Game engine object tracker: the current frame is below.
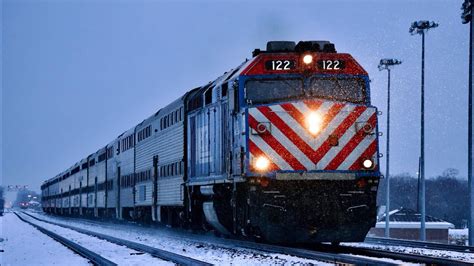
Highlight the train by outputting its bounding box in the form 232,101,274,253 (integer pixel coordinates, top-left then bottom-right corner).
41,40,381,244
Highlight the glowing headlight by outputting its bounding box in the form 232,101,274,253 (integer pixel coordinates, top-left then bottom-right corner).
303,54,313,65
254,156,270,171
362,158,374,169
306,111,323,135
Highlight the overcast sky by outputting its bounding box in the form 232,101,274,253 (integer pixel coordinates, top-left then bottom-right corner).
2,0,469,191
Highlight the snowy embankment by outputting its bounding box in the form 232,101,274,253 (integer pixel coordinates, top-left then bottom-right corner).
450,228,469,245
0,212,89,266
23,211,330,265
344,241,474,263
18,212,169,265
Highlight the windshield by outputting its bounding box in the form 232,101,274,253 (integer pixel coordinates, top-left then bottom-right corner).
245,77,366,104
245,79,303,104
307,77,366,103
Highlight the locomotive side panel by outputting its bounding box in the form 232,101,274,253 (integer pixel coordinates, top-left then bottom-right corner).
187,86,229,183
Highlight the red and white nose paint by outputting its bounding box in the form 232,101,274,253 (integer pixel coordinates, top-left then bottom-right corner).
248,99,378,172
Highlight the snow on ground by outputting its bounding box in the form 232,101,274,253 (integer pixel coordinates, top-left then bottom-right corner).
18,213,170,266
0,212,89,266
28,211,331,265
450,228,469,245
344,242,474,263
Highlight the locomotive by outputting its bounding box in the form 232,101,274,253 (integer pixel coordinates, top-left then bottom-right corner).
41,41,381,244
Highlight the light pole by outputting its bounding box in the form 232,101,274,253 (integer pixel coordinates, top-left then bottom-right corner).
378,58,402,238
409,20,438,241
462,0,474,246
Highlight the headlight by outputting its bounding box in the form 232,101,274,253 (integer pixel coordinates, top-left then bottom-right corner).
254,156,270,171
306,111,323,135
362,158,374,169
303,54,313,65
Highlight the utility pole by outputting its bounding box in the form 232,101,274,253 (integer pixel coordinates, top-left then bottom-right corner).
378,58,402,238
409,20,438,241
462,0,474,246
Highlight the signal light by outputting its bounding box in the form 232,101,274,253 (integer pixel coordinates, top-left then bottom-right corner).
362,158,374,169
306,111,323,135
356,178,367,189
259,177,270,187
254,156,270,171
303,54,313,65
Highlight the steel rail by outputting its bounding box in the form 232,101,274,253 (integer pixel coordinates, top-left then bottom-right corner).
21,211,211,266
314,243,473,266
365,236,474,253
217,238,396,265
14,212,117,266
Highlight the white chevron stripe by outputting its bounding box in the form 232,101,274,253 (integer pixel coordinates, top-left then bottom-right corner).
250,132,292,170
338,137,376,170
309,103,357,151
268,104,315,143
270,101,355,150
250,108,314,169
317,107,374,169
292,100,333,121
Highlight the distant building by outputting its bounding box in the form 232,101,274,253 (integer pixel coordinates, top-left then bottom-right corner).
368,208,454,243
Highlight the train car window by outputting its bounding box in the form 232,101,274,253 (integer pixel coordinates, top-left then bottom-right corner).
307,77,366,103
98,152,106,162
246,79,303,104
222,82,228,97
180,107,183,121
205,87,213,105
107,147,114,159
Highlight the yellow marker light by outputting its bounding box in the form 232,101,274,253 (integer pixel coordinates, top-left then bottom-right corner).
303,54,313,65
362,158,374,169
306,111,323,135
254,156,270,171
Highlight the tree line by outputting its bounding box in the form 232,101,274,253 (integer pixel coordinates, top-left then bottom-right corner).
377,168,468,228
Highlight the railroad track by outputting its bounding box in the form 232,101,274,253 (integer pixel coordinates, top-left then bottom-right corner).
227,238,472,265
20,211,211,266
25,211,472,265
220,238,397,265
14,212,116,266
311,243,473,266
24,212,393,265
365,236,474,253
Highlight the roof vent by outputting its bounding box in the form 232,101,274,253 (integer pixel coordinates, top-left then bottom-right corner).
295,41,336,53
266,41,296,52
